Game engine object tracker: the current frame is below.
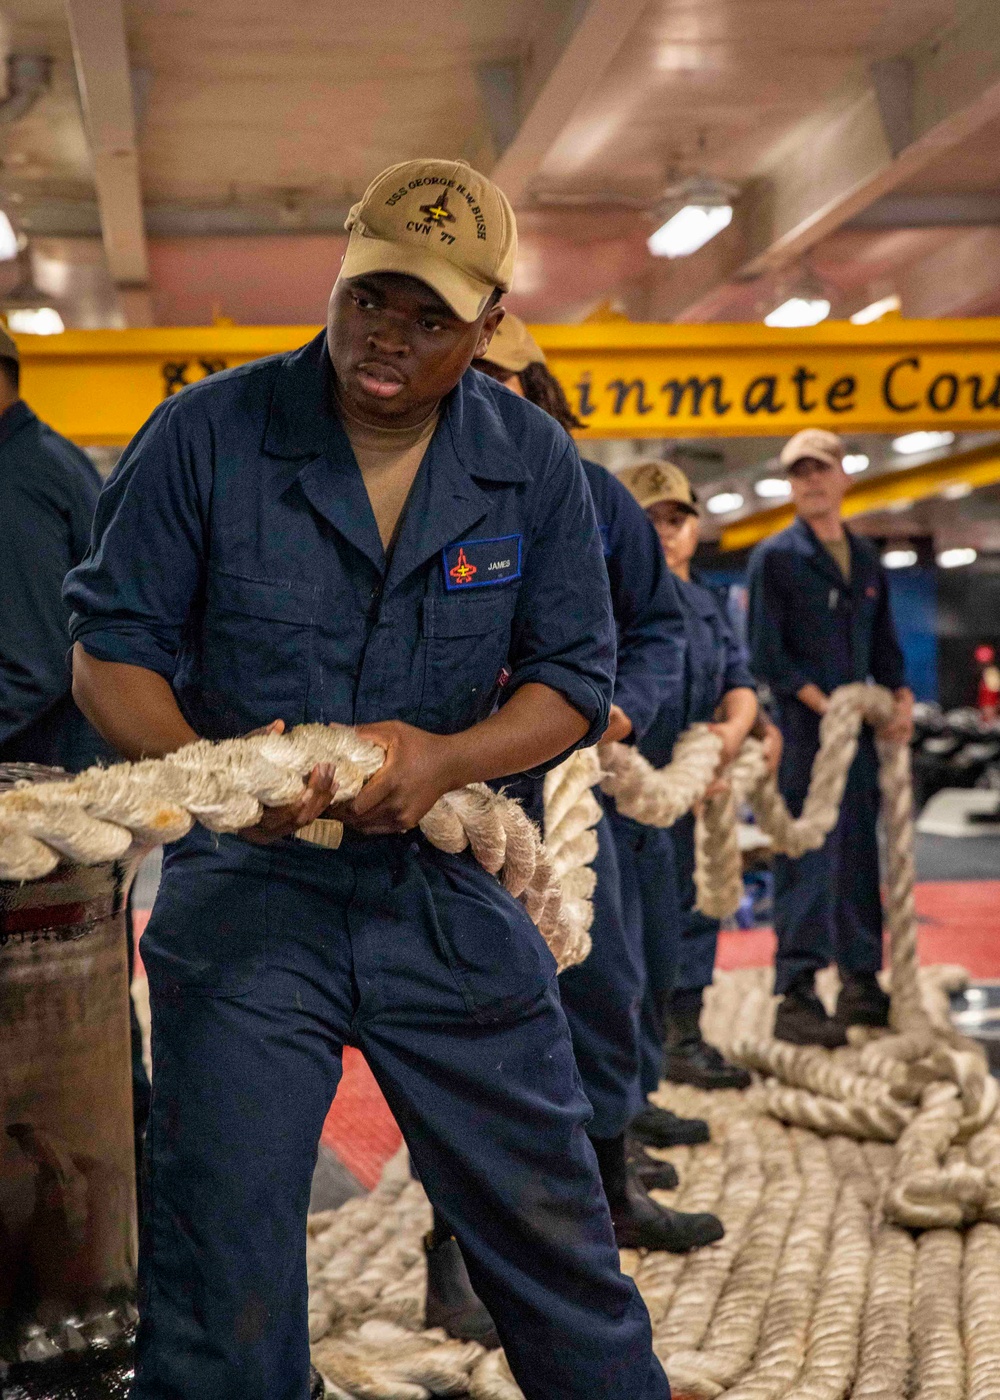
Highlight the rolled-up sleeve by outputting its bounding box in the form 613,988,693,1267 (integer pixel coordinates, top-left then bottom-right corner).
719,607,756,696
747,545,809,699
64,397,209,680
601,477,685,742
507,443,615,758
871,566,907,691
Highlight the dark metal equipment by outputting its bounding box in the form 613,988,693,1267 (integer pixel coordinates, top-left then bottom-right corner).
1,765,139,1395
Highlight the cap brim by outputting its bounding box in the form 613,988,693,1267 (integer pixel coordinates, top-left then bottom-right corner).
782,451,842,473
480,341,528,374
645,493,699,515
340,232,496,323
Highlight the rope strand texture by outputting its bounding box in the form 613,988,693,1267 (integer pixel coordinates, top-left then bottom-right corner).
0,724,601,972
601,682,898,922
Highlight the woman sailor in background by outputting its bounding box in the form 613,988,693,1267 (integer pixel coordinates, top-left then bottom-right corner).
618,461,779,1092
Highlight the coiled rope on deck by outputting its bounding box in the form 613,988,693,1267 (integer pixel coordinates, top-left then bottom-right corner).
297,684,1000,1398
0,724,602,972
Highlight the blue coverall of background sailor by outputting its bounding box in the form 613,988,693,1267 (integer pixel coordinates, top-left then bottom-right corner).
0,399,112,773
64,332,670,1400
505,456,685,1139
746,516,906,996
629,575,755,1097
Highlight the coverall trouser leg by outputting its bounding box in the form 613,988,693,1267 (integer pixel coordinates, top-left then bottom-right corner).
773,729,883,996
606,809,681,1100
134,830,668,1400
669,813,720,995
558,811,645,1138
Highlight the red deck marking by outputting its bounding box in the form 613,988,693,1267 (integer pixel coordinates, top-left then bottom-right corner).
320,1049,403,1188
129,880,1000,1191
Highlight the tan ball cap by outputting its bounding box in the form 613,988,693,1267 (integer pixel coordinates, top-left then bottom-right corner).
340,158,517,323
480,311,545,374
779,428,845,473
617,460,698,515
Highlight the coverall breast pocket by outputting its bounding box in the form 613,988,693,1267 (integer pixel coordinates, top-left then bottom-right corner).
424,847,557,1023
203,569,318,732
417,590,518,732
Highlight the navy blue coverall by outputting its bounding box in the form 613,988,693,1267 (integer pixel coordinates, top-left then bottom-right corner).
0,399,111,772
747,517,906,996
507,457,685,1140
626,576,755,1097
64,334,669,1400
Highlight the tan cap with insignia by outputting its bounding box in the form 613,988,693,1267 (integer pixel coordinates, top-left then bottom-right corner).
617,460,698,515
479,311,545,374
340,158,517,323
779,428,844,473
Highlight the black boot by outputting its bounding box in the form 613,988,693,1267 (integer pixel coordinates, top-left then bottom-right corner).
424,1214,500,1349
310,1365,326,1399
591,1133,723,1252
774,973,847,1048
664,990,751,1091
835,971,890,1028
626,1135,679,1191
630,1102,709,1148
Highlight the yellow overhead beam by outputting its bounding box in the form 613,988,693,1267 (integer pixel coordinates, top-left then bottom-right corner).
719,440,1000,552
12,317,1000,446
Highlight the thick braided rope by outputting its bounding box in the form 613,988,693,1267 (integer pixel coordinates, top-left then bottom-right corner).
301,992,1000,1400
0,723,600,972
601,681,1000,1231
601,683,899,923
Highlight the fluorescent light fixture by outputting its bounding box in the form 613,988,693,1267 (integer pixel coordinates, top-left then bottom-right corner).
6,306,64,335
648,203,732,258
941,481,973,500
0,211,18,262
938,547,977,569
754,477,792,499
842,453,869,474
850,293,900,325
891,430,955,455
882,547,917,569
764,297,831,328
706,491,744,515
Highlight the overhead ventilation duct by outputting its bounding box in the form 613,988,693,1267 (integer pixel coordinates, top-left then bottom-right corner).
0,54,52,125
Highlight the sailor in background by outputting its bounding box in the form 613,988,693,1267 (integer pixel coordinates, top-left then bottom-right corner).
0,326,149,1196
474,316,724,1244
747,429,913,1047
618,461,772,1091
0,326,110,772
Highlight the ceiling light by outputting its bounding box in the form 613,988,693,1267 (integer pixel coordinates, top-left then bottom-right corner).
648,204,732,258
754,477,792,499
0,211,18,262
764,296,831,328
647,176,736,259
882,547,917,569
6,306,64,335
891,430,955,455
941,482,973,500
706,491,744,514
850,293,901,325
842,453,869,474
938,547,977,569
